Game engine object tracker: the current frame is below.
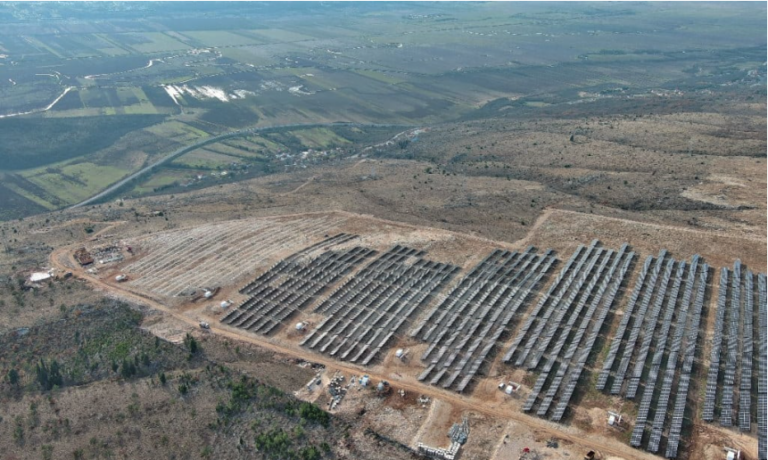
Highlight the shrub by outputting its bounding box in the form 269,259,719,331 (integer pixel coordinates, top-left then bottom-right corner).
299,402,330,427
300,446,321,460
7,368,19,386
184,333,199,354
254,428,291,457
36,359,63,391
120,359,137,379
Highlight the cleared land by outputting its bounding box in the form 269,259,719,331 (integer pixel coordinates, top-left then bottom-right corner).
48,208,766,460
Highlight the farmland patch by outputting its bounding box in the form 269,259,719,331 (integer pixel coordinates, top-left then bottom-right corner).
0,115,166,170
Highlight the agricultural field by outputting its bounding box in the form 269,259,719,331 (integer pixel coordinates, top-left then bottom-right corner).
0,2,765,219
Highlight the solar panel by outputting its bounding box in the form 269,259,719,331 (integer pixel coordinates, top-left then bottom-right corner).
612,252,667,394
626,258,677,399
721,261,742,426
507,246,587,355
648,258,699,452
703,267,729,421
597,254,652,390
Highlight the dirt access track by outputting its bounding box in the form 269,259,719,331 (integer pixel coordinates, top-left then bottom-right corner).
49,209,765,460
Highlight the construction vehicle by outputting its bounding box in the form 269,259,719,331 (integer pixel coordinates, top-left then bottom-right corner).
724,447,741,460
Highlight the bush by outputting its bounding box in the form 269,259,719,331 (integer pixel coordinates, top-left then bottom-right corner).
184,333,199,354
13,416,24,445
120,358,137,379
7,368,19,386
254,428,291,457
36,359,63,391
300,446,321,460
299,402,330,427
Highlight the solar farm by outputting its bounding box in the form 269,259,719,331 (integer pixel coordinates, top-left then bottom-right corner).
94,211,767,459
596,251,710,457
702,263,767,459
413,246,556,392
303,245,459,365
505,240,635,421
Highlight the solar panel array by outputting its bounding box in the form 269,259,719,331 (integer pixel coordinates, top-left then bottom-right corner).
665,263,707,458
609,250,672,396
503,240,635,421
596,251,710,457
702,267,729,421
300,245,459,365
700,262,766,460
222,234,376,335
647,257,700,453
411,246,555,392
740,271,754,432
720,261,742,427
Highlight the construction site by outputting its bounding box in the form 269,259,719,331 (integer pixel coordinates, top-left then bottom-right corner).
54,209,767,460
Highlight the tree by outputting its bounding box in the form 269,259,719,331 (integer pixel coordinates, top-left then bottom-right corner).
184,333,199,354
7,369,19,386
299,402,330,427
120,359,137,379
36,359,63,391
159,372,167,386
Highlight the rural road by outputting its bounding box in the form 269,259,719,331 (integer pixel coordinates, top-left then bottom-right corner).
69,122,415,209
50,237,662,460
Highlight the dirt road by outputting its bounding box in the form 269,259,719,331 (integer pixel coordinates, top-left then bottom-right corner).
50,244,663,460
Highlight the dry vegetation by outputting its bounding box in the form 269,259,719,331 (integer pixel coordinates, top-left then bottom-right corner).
0,88,764,460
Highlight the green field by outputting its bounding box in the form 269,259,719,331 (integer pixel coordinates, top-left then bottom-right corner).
0,115,166,170
22,162,130,207
0,2,763,218
171,149,242,169
132,170,189,194
292,128,352,149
